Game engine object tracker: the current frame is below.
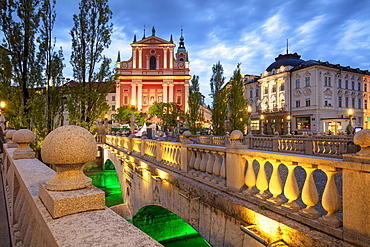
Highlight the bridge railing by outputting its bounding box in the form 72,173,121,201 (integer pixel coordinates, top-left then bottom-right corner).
105,132,370,246
179,133,355,158
0,129,161,247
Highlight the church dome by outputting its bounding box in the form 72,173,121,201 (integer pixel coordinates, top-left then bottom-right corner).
266,53,304,72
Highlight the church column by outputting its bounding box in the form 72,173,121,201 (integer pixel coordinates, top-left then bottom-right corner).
163,84,168,103
138,48,142,69
131,84,137,107
169,84,174,103
116,82,121,109
184,84,189,112
169,49,173,69
137,84,142,110
133,48,137,69
163,48,167,69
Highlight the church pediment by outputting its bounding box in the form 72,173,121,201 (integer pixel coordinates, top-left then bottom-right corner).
136,36,173,45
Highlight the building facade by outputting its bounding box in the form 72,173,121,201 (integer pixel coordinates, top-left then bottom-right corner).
115,27,191,114
246,52,370,135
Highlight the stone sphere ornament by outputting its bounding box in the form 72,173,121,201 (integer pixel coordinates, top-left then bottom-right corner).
354,129,370,156
41,125,97,191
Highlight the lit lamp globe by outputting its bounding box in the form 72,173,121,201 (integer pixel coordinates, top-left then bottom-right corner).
41,125,97,191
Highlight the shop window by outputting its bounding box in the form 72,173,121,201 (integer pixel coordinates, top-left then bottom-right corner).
251,120,259,130
297,117,311,130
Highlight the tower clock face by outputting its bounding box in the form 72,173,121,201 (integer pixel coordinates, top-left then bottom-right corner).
179,63,184,69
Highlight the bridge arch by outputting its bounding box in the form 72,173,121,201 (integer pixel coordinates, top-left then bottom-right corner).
130,205,210,246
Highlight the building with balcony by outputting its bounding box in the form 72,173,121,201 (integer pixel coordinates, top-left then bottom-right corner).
246,52,370,135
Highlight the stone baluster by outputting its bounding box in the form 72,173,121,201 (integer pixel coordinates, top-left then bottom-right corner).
219,152,226,186
199,150,207,175
255,158,269,199
243,156,256,195
188,148,195,172
267,159,283,205
13,129,36,159
319,165,342,227
282,162,301,212
205,150,213,179
211,151,221,183
193,149,202,174
299,163,320,219
5,130,18,148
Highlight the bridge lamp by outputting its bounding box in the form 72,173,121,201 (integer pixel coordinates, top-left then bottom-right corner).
287,115,292,136
348,108,354,135
247,106,253,136
260,114,265,135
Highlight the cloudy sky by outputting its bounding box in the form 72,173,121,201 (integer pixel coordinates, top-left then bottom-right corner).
54,0,370,105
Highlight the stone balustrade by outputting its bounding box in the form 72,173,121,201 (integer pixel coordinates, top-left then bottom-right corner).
1,127,162,247
176,133,355,158
105,130,370,246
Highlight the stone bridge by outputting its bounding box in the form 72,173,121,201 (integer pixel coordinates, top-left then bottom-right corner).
103,132,370,247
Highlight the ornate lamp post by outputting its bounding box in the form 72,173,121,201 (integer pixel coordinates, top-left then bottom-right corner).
260,114,265,135
287,115,292,136
0,101,6,131
247,106,253,136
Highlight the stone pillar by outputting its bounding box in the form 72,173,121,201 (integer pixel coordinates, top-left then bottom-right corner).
169,49,173,69
163,48,167,69
137,84,142,111
133,48,137,69
39,125,105,218
131,84,136,106
5,130,18,148
184,84,189,112
169,84,174,103
225,150,244,192
138,48,142,69
116,83,121,110
13,129,35,159
163,84,168,103
180,144,189,172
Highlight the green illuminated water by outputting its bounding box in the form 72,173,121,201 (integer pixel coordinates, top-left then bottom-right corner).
130,205,211,247
84,160,123,207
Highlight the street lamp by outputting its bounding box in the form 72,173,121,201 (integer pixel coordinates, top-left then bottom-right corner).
247,106,253,136
260,114,265,135
0,101,5,131
287,115,292,136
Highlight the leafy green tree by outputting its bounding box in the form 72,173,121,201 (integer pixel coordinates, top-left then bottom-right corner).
186,75,204,134
229,64,247,132
148,102,184,129
68,0,115,132
210,61,227,135
0,0,40,128
113,106,147,125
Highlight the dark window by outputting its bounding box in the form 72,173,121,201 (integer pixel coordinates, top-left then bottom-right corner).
325,77,331,86
295,100,300,107
338,79,342,88
296,79,300,89
112,95,115,101
365,84,367,92
352,98,355,108
365,100,368,109
345,80,348,89
177,96,181,104
345,97,349,107
280,83,285,91
264,87,268,94
338,97,342,107
352,81,355,90
150,56,156,70
272,85,276,93
358,98,362,109
112,105,115,111
306,100,310,106
256,88,259,97
124,96,128,105
358,82,361,91
305,77,310,87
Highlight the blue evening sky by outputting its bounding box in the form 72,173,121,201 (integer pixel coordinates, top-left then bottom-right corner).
54,0,370,105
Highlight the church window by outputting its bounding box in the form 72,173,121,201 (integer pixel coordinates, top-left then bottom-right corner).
177,96,182,104
150,56,156,70
143,96,148,105
179,58,184,61
150,96,155,104
124,96,128,105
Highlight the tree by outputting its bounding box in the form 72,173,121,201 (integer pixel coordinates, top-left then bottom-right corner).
0,0,40,129
148,102,184,129
68,0,115,132
113,106,147,126
229,64,247,132
186,75,203,134
210,61,227,135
